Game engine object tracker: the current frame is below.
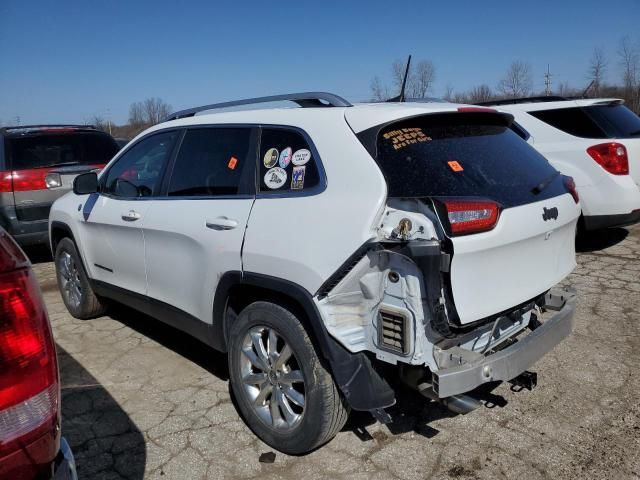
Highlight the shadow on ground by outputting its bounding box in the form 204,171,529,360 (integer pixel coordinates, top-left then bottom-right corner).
22,244,53,264
576,227,629,252
57,344,146,479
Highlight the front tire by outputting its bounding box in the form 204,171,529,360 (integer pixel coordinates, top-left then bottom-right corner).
228,301,349,454
54,237,106,319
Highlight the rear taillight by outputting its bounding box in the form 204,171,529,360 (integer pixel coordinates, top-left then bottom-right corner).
586,142,629,175
442,199,500,236
0,169,51,192
564,176,579,204
0,253,59,473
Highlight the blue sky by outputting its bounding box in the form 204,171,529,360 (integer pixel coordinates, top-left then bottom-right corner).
1,0,639,125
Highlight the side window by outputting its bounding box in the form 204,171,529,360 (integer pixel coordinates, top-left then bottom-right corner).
102,131,178,198
528,108,606,138
167,128,253,197
259,128,321,193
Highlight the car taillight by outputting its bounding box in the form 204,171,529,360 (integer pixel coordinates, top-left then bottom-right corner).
442,199,500,236
0,258,59,476
457,106,497,113
586,142,629,175
564,176,579,204
0,169,51,192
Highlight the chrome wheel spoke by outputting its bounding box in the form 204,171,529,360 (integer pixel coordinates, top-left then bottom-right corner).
273,344,292,371
279,370,303,385
276,387,298,426
269,386,283,426
251,331,270,368
267,328,278,364
254,382,271,406
243,373,267,385
242,347,268,372
282,385,305,408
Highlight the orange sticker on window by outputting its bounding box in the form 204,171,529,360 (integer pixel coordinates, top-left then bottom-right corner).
448,160,464,172
228,156,238,170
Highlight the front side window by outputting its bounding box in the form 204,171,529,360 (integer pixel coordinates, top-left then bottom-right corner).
168,128,253,197
259,128,321,193
102,130,178,198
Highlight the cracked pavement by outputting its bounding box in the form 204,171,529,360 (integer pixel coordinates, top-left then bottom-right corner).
30,225,640,479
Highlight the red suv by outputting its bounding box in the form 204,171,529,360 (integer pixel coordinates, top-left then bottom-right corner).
0,228,76,479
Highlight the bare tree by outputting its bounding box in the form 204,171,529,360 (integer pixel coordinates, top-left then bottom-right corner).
443,84,454,102
143,97,172,124
618,36,639,111
498,61,533,98
468,84,493,103
91,115,108,132
410,60,436,98
587,47,608,96
128,101,146,128
370,76,389,101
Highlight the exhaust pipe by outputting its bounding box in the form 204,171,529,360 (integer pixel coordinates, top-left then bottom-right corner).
418,384,482,415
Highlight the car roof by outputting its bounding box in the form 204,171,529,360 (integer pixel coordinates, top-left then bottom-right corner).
483,98,623,113
146,101,472,139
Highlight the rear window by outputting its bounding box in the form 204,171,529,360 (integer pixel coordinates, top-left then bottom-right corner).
6,132,119,170
529,104,640,139
359,113,566,207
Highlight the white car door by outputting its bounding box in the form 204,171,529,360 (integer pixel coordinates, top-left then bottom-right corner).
79,130,180,295
142,127,257,322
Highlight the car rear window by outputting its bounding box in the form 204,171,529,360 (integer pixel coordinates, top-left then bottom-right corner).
529,104,640,139
358,113,566,207
6,132,119,170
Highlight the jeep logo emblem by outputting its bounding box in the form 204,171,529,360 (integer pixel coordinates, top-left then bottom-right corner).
542,207,558,221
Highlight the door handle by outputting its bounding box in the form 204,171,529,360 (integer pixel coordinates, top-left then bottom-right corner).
206,217,238,230
121,210,141,222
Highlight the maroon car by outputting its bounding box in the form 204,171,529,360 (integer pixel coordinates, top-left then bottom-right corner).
0,228,76,479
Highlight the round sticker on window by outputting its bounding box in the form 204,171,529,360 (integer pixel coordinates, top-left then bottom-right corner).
264,167,287,189
292,148,311,166
279,147,293,168
263,148,279,168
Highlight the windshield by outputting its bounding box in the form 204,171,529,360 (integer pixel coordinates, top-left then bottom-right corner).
6,132,119,170
359,113,566,208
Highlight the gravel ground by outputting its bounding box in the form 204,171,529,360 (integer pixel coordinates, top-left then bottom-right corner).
31,224,640,480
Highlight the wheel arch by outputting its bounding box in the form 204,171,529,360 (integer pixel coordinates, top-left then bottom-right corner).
213,271,396,412
50,221,76,254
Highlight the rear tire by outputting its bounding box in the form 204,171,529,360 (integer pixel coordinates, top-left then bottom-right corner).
228,301,349,454
54,237,106,319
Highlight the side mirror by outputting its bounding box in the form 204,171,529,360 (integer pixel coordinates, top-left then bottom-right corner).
73,172,99,195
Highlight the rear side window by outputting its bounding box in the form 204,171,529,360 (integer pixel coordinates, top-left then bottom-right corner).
168,128,253,197
360,113,565,207
259,128,321,193
529,104,640,139
6,132,118,170
103,131,178,198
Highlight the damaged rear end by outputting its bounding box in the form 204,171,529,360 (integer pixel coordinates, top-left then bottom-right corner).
316,108,580,413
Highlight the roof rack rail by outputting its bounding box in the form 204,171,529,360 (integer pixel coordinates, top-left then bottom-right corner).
164,92,352,122
476,96,567,106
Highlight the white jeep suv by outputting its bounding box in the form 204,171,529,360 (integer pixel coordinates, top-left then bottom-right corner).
479,97,640,230
49,93,580,454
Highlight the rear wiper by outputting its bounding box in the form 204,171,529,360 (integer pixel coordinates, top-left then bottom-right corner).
531,171,560,195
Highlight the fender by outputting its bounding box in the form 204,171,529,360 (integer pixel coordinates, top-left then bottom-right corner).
213,271,396,412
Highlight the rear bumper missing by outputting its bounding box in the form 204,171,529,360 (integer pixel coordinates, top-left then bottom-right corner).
433,288,576,398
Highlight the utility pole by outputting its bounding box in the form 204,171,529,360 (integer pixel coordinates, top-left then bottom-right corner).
13,115,20,126
544,64,552,96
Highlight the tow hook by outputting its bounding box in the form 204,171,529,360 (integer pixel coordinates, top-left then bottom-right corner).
509,370,537,392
